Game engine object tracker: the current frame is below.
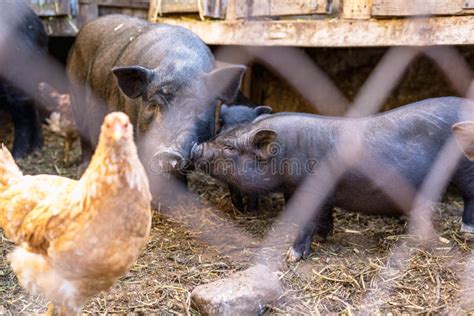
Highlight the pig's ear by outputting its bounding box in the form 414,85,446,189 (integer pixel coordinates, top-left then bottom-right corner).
254,106,272,116
453,121,474,161
206,65,246,103
251,129,278,160
112,66,153,99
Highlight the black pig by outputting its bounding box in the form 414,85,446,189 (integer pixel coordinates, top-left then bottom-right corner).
67,15,246,198
219,104,272,133
192,97,474,261
219,104,272,212
0,0,48,158
453,121,474,161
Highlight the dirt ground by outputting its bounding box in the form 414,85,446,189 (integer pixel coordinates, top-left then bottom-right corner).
1,106,474,315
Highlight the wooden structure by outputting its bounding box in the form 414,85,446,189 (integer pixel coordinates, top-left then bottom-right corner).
27,0,149,36
27,0,474,46
148,0,474,47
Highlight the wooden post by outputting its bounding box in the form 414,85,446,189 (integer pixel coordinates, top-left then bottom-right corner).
78,0,99,26
226,0,238,20
201,0,227,19
241,64,253,99
27,0,70,16
342,0,371,19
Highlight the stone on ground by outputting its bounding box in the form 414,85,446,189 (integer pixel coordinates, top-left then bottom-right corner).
191,264,283,315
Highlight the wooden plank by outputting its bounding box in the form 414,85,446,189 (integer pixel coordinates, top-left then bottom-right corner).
234,0,329,18
78,2,98,25
226,0,238,20
132,8,148,18
202,0,226,19
99,6,125,15
464,0,474,9
40,16,79,36
342,0,371,19
79,0,149,9
152,16,474,47
148,0,198,19
372,0,463,16
94,0,149,9
27,0,70,16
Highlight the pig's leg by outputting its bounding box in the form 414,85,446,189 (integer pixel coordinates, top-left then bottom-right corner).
287,205,333,262
246,194,259,214
29,106,43,151
229,184,245,212
461,196,474,233
453,163,474,233
175,173,188,188
8,90,43,159
78,137,93,176
284,191,293,203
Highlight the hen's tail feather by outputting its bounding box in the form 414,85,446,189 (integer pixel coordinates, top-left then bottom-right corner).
0,144,22,192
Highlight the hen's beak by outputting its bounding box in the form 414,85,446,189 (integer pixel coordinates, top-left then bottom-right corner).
112,123,123,141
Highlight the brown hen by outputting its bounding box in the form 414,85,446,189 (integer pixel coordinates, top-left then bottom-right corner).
38,82,78,163
0,112,152,315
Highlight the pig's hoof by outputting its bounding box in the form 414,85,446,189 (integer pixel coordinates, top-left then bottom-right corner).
461,223,474,234
285,247,308,262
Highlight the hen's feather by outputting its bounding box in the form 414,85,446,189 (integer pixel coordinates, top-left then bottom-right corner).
0,174,75,251
0,144,22,192
0,112,152,313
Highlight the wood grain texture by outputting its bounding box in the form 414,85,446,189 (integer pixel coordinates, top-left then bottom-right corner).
27,0,70,16
153,16,474,47
342,0,371,19
148,0,197,18
372,0,463,16
233,0,329,18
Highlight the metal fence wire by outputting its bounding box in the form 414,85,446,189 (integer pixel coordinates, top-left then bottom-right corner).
1,2,474,314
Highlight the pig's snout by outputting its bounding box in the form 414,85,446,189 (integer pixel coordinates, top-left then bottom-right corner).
190,143,203,161
152,151,187,174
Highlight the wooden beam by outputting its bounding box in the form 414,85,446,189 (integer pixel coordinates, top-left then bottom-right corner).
202,0,227,19
27,0,70,16
78,2,99,25
152,16,474,47
226,0,238,20
233,0,329,18
342,0,371,19
148,0,198,19
372,0,463,16
92,0,150,9
40,16,80,36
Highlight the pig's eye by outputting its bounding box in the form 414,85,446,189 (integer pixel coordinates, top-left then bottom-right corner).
150,95,170,111
224,144,235,151
159,87,173,98
146,99,158,109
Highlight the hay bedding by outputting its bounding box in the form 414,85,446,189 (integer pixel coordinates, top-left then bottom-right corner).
1,113,473,314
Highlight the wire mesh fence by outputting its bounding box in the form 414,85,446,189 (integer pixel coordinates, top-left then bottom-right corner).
1,1,474,314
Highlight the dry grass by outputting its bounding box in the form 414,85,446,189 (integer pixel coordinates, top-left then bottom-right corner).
1,112,474,314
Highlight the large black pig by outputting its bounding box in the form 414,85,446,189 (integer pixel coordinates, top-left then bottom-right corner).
67,15,246,187
0,0,48,158
191,97,474,261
